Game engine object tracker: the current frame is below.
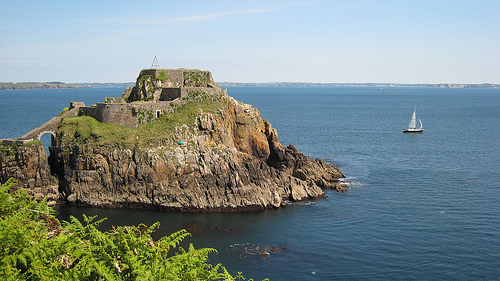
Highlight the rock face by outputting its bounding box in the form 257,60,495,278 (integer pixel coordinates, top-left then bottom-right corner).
1,69,347,212
0,144,59,205
51,125,345,211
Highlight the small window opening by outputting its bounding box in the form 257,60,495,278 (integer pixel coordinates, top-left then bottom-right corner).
156,110,161,118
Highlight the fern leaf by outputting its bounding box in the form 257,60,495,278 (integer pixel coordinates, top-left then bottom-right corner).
157,229,191,251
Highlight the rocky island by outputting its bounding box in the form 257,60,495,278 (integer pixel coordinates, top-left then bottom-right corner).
0,68,347,212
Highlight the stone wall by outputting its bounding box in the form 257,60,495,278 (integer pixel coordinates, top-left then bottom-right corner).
79,103,170,128
180,87,221,98
163,69,185,87
0,139,33,145
95,103,138,128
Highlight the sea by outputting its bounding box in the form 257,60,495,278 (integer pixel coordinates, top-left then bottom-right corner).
0,86,499,280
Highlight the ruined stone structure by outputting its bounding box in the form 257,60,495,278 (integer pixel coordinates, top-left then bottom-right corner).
76,68,222,128
0,68,221,143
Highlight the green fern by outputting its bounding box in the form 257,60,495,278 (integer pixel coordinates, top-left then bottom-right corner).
0,178,264,280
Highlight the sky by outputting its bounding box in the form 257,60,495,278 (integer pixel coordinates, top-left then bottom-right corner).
1,0,499,84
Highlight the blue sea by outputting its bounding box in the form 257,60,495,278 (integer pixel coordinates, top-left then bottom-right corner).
1,86,499,280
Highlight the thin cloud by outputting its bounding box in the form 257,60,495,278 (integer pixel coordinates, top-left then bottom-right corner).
92,8,271,27
0,22,25,31
176,9,271,22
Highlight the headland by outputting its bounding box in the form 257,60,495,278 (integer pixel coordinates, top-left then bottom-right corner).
0,68,347,211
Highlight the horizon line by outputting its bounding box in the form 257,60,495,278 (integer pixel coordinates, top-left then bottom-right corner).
2,81,499,85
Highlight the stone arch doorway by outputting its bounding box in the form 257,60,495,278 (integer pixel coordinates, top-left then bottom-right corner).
39,132,56,157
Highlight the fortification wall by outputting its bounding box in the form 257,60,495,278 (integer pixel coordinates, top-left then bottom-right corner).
94,103,138,128
139,69,158,77
164,69,185,87
139,68,187,87
181,87,221,97
79,106,97,118
79,102,178,128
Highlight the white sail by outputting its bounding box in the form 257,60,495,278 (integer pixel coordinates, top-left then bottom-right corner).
408,109,417,129
403,107,423,132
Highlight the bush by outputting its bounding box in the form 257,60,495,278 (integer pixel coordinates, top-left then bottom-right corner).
157,71,169,82
0,178,261,280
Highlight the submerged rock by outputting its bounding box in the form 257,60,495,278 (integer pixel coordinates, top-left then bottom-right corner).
228,243,287,259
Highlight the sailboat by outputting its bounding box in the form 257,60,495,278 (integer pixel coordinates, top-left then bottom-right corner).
403,107,424,133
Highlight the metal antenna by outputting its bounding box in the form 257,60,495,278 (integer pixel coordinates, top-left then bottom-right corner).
151,55,160,69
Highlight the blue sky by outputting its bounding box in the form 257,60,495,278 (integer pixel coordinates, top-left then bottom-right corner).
1,0,498,83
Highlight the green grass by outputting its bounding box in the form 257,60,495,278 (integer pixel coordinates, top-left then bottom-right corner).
25,139,43,146
57,107,69,117
57,116,135,146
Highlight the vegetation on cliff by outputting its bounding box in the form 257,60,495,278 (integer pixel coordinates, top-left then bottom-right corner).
183,70,213,87
57,116,134,146
57,89,226,148
0,140,42,156
0,178,261,280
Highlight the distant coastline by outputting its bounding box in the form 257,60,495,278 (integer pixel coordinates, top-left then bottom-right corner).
0,82,135,90
72,82,136,88
0,82,84,90
217,82,500,88
2,81,499,90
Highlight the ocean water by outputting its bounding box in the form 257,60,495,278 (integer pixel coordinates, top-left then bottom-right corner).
1,86,499,280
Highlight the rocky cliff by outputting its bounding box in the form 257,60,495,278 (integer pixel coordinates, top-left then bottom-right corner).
1,69,347,211
0,142,59,205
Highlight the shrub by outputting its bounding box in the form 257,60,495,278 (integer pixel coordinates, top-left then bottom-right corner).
0,178,262,280
157,71,169,82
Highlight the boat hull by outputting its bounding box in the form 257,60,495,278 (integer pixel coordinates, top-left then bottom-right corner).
403,128,424,133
